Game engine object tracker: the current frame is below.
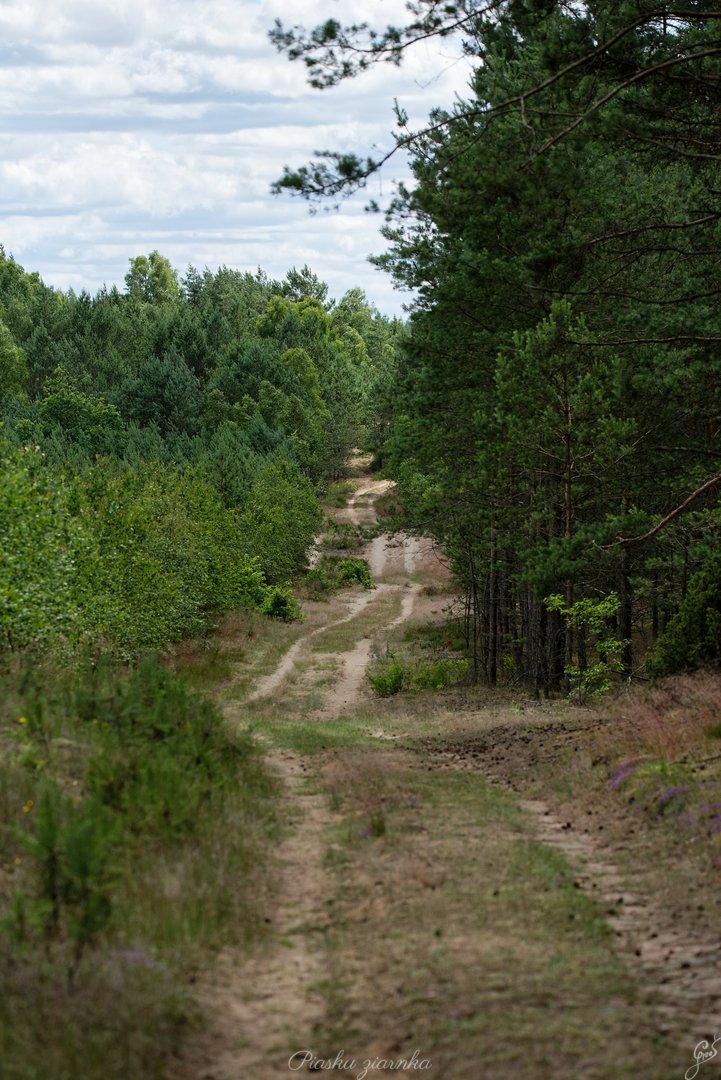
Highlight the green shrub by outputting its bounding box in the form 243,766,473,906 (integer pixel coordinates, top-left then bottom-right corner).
0,444,93,652
336,557,374,589
7,781,121,980
238,456,322,583
0,450,291,657
305,564,339,597
261,586,301,622
410,658,469,690
84,657,245,830
368,661,405,697
369,656,468,696
305,555,374,596
321,520,365,551
545,593,627,699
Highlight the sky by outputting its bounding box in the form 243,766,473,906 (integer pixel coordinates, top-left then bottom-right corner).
0,0,473,316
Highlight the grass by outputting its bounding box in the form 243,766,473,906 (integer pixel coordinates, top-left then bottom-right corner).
247,714,376,755
368,656,469,696
323,479,358,508
586,671,721,846
0,651,278,1080
311,750,682,1079
167,609,309,698
0,959,189,1080
599,670,721,761
311,590,402,653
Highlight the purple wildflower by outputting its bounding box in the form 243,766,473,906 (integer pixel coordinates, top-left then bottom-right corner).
653,785,690,807
610,758,655,789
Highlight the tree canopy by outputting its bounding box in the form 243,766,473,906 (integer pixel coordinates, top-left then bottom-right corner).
0,249,401,653
272,1,721,686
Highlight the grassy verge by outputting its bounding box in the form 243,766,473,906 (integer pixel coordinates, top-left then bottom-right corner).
171,609,313,700
311,749,681,1079
593,671,721,840
0,651,277,1080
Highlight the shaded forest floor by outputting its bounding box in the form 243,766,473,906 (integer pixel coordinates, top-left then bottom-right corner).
175,464,721,1080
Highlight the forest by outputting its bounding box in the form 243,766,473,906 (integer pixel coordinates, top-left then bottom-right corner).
0,249,399,653
275,0,721,694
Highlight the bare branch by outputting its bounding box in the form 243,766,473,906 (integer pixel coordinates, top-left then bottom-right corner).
604,474,721,548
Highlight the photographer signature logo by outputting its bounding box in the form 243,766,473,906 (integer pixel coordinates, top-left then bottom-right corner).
685,1033,721,1079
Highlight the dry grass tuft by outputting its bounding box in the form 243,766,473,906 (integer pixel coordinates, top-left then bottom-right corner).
600,670,721,762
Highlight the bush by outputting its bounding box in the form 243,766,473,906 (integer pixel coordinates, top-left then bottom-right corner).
7,783,121,980
238,456,321,583
368,661,405,697
0,650,277,1074
410,658,469,690
336,558,374,589
261,586,301,622
76,464,270,652
368,656,468,696
305,555,374,597
81,656,247,834
0,446,285,658
0,444,92,651
304,563,339,597
545,593,627,700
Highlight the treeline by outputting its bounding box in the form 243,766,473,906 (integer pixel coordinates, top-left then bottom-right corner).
0,250,400,654
370,4,721,692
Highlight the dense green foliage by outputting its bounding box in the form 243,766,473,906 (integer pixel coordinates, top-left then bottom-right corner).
0,249,401,1071
649,556,721,677
275,2,721,687
0,250,399,655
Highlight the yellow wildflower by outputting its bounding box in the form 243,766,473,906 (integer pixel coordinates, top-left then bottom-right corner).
17,716,28,725
22,800,34,813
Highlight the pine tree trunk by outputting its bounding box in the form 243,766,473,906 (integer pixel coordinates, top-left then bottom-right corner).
619,550,633,677
486,528,498,686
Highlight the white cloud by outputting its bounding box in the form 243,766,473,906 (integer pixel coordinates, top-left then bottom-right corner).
0,0,470,315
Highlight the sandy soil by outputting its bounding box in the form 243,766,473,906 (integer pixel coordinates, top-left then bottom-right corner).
179,470,720,1080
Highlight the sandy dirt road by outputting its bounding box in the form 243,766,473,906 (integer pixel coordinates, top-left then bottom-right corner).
179,473,720,1080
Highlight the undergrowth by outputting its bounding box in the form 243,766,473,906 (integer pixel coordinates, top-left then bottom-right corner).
0,652,276,1079
598,671,721,843
369,657,469,697
305,555,374,597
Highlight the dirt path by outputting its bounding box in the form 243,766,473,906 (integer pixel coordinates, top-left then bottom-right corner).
182,476,428,1080
318,586,418,718
423,722,721,1049
181,472,718,1080
247,590,376,703
518,795,721,1041
179,747,330,1080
